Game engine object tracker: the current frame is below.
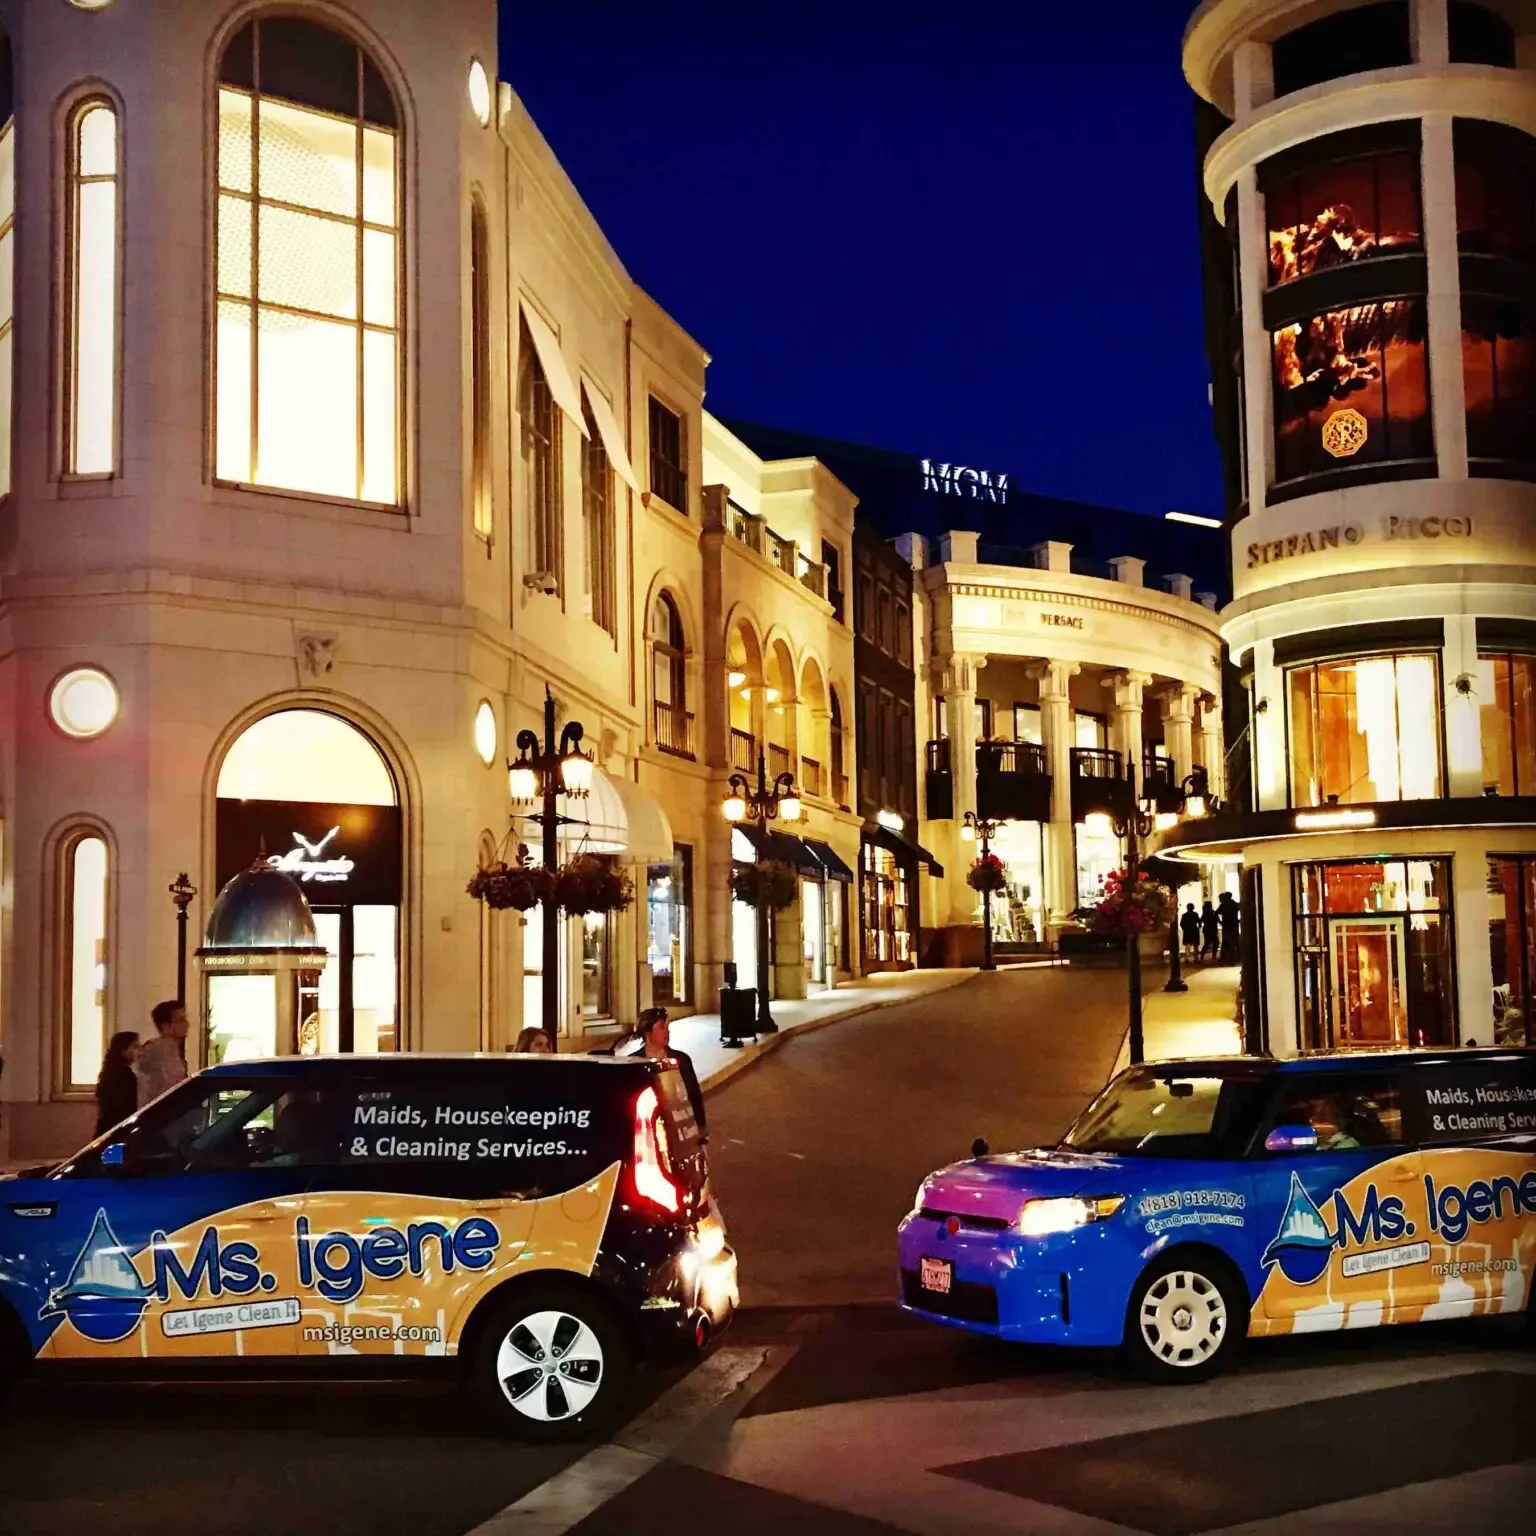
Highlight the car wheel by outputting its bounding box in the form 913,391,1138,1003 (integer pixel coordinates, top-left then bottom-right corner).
472,1282,634,1441
1122,1255,1243,1384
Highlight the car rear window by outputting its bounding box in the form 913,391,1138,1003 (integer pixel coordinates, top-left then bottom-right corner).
1400,1057,1536,1146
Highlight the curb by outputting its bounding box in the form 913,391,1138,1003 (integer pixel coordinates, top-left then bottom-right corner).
699,969,978,1096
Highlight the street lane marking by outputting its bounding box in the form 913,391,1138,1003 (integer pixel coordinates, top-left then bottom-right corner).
467,1345,776,1536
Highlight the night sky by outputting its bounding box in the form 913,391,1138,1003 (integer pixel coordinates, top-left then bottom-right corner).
498,2,1222,522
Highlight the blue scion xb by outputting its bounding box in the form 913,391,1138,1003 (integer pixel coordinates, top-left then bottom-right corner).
897,1050,1536,1381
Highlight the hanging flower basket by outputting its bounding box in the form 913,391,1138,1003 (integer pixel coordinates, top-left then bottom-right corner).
467,857,555,912
555,854,634,915
731,858,799,911
966,853,1007,895
1087,867,1176,938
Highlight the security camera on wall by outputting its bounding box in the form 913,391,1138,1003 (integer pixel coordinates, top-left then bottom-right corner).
522,572,559,595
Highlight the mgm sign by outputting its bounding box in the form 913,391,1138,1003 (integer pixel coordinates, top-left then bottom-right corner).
920,459,1009,503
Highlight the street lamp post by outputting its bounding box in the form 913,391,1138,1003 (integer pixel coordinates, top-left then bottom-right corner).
722,750,802,1035
508,686,595,1046
169,873,197,1005
1085,766,1213,1066
960,811,1002,973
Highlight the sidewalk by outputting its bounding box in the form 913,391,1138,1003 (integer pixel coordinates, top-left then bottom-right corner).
672,967,979,1093
1114,962,1244,1071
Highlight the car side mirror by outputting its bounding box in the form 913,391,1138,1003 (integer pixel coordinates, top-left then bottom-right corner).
1265,1124,1320,1154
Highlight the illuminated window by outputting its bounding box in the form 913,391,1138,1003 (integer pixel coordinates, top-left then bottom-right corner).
650,592,690,756
1287,654,1443,806
0,34,15,501
1462,297,1536,469
470,200,491,538
518,319,560,585
1479,652,1536,796
60,831,111,1092
648,397,686,512
1489,855,1536,1048
215,17,402,504
582,398,615,634
63,99,119,477
1270,299,1432,485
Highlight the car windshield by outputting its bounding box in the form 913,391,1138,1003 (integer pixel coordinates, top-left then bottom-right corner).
1061,1068,1270,1159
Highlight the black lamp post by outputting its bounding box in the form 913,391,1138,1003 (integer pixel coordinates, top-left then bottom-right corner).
960,811,1003,973
722,750,802,1035
508,686,595,1046
1088,764,1215,1065
169,872,197,1006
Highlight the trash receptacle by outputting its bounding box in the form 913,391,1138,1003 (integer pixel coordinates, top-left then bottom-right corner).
718,986,758,1047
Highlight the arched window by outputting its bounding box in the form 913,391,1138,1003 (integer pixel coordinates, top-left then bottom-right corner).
830,688,847,807
63,99,120,477
0,30,16,499
651,593,691,757
470,198,491,539
58,828,111,1094
582,394,615,635
215,16,402,504
519,318,561,586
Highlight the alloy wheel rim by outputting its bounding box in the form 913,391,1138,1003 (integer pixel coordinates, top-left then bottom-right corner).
495,1309,605,1420
1139,1270,1226,1367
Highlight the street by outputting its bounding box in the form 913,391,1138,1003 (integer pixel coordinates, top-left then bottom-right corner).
5,968,1534,1534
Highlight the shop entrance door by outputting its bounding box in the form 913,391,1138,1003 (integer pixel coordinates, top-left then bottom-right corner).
1330,917,1407,1047
312,906,399,1054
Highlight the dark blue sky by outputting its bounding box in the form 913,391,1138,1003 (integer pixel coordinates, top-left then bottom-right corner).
498,3,1222,521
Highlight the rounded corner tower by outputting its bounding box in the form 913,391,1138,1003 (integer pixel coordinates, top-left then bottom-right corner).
1175,0,1536,1056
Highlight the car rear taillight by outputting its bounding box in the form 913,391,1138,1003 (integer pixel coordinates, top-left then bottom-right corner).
631,1084,683,1215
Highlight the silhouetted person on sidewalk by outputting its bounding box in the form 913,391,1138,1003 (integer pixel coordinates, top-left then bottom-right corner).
95,1032,141,1137
1180,903,1201,959
1218,891,1241,964
1200,901,1220,962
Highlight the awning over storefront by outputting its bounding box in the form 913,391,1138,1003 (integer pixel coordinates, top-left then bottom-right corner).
873,825,943,878
734,825,825,875
539,768,673,864
802,838,854,882
580,375,641,494
519,297,588,437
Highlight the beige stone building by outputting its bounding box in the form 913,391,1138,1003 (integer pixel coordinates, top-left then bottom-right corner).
0,0,858,1158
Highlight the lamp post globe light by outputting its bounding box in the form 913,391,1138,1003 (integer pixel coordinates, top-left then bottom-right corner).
507,686,595,1045
1083,764,1215,1066
959,811,1005,973
721,750,802,1035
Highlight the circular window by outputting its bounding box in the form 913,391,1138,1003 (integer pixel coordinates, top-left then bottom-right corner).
468,60,492,127
474,700,498,766
50,667,120,739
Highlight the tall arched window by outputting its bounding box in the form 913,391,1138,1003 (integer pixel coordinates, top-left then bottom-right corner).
215,16,402,504
582,395,615,634
63,99,120,477
58,828,111,1094
470,198,491,539
830,687,847,807
519,318,561,585
0,31,16,500
651,593,690,757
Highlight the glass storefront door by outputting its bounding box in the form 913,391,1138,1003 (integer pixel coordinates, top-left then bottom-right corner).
861,841,911,968
647,846,691,1005
990,821,1045,946
802,878,825,987
1329,916,1407,1047
311,905,399,1053
1489,855,1536,1046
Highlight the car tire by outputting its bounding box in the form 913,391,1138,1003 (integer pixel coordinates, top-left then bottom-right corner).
1121,1253,1244,1384
471,1280,634,1442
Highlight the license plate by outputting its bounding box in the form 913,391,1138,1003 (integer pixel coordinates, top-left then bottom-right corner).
919,1257,953,1294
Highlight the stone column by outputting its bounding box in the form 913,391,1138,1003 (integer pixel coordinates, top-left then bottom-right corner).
1162,684,1198,784
1105,671,1150,781
939,652,986,926
1251,638,1285,810
1195,692,1226,800
1033,660,1079,935
1443,614,1484,798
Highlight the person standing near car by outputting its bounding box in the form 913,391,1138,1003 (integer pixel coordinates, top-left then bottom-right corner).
94,1032,140,1136
634,1007,705,1137
136,999,189,1104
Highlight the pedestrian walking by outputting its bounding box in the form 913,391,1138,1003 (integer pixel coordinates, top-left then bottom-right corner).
95,1031,141,1136
512,1026,552,1053
1180,903,1201,960
1200,901,1220,962
634,1006,706,1138
136,999,190,1104
1218,891,1242,964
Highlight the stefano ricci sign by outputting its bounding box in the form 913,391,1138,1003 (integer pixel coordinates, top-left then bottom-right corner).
921,459,1009,504
215,798,403,906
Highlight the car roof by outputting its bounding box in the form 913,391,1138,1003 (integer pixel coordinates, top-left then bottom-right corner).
201,1053,655,1077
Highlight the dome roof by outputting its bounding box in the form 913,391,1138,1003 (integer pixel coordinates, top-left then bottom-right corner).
202,866,321,950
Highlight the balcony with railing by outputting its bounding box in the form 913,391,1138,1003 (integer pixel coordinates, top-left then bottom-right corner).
925,738,954,820
1070,746,1129,822
976,740,1052,822
1141,749,1179,810
730,728,757,773
653,702,696,760
724,499,833,608
801,756,824,798
768,742,791,782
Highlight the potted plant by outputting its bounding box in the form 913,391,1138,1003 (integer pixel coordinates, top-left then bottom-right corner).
966,853,1007,895
466,851,556,912
1087,867,1176,940
730,858,799,912
555,854,634,915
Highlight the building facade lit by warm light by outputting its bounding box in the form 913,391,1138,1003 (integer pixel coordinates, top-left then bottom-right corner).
1176,0,1536,1054
0,0,858,1159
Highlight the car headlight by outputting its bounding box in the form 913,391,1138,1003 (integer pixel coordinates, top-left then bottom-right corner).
1017,1195,1125,1237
